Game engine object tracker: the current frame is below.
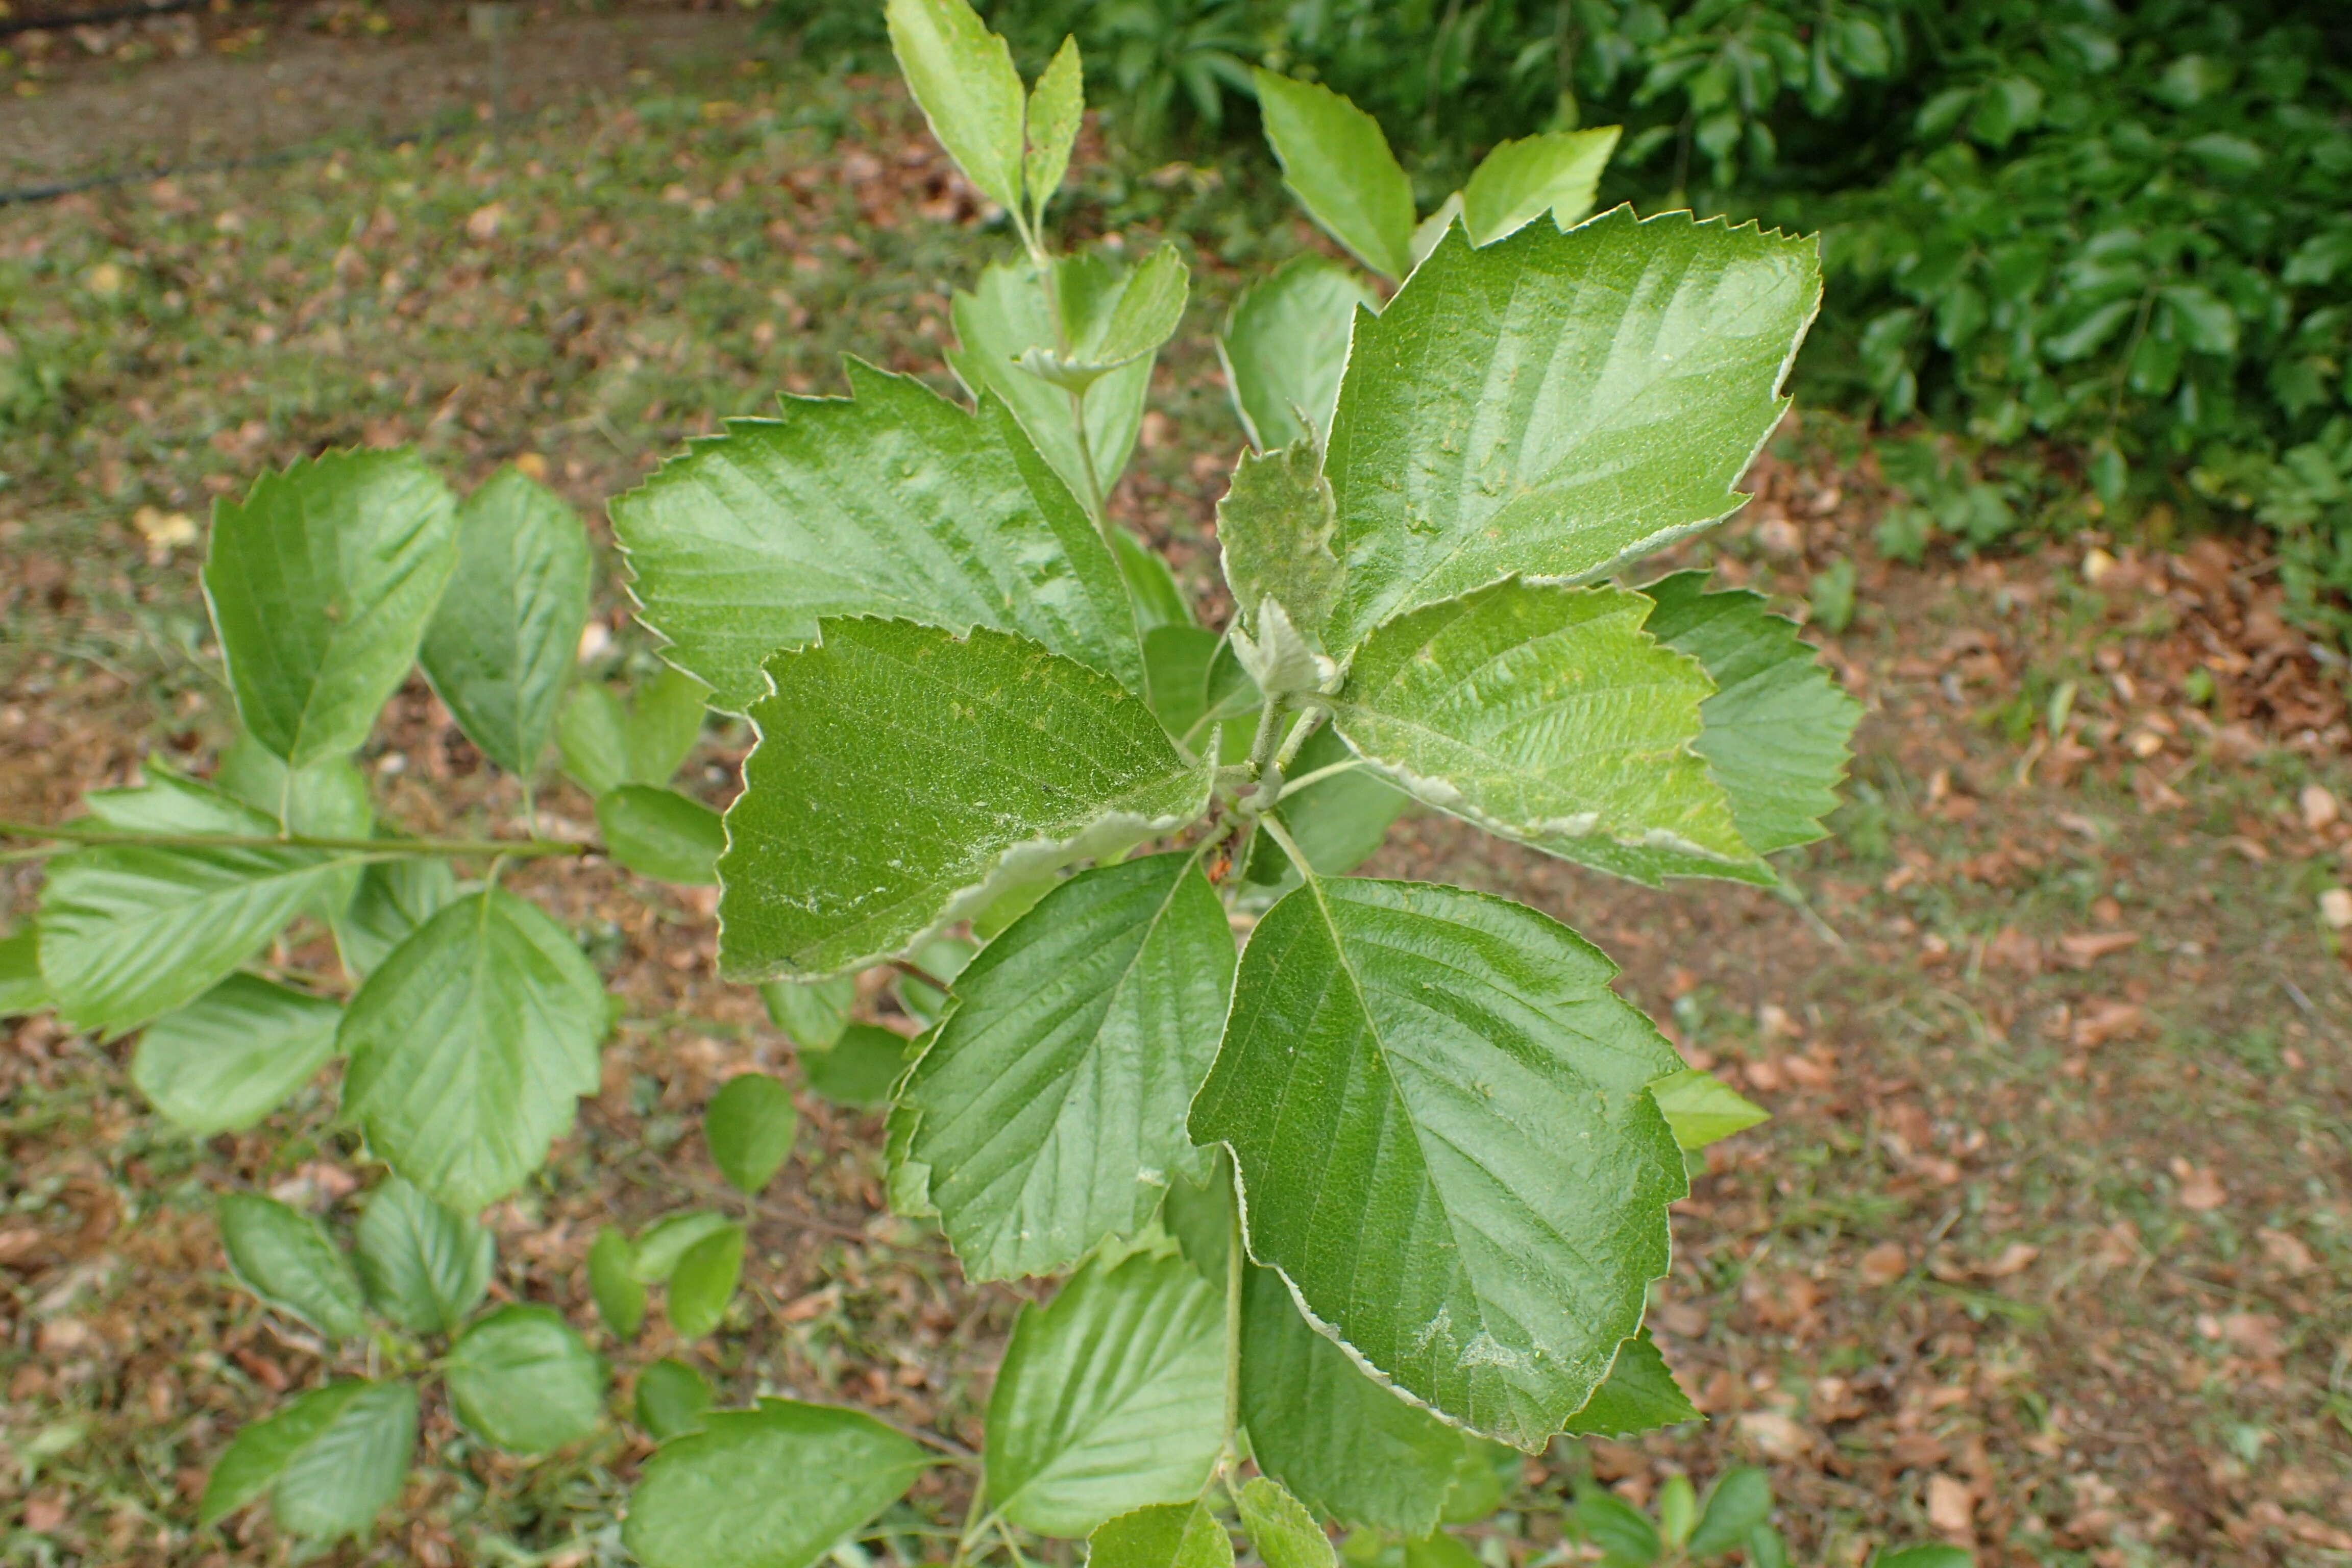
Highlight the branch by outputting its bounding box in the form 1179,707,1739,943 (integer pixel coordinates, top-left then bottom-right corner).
0,818,595,860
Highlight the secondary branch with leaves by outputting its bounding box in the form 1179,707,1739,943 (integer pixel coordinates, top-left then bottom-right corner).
0,3,1988,1565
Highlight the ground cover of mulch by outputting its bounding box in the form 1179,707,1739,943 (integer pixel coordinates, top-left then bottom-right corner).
2,40,2348,1568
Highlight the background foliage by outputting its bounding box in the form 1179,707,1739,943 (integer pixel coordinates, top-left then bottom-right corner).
764,0,2352,641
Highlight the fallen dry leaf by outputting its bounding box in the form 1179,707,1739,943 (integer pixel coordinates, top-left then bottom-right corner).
2257,1226,2317,1274
2071,1000,2148,1048
2300,783,2339,830
1858,1242,1909,1288
2172,1158,2227,1212
1984,1241,2040,1278
2057,930,2141,965
1926,1473,1975,1533
1736,1410,1816,1461
2220,1311,2283,1358
2320,887,2352,930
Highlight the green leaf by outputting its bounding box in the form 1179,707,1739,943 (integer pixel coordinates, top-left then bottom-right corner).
130,974,340,1135
1657,1474,1697,1552
1460,127,1621,243
885,1096,936,1218
1190,877,1686,1450
598,785,726,885
893,934,976,1028
1240,1477,1338,1568
1218,254,1375,452
1576,1488,1661,1568
1089,1501,1236,1568
803,1022,914,1107
886,0,1025,216
557,682,631,797
0,924,46,1016
1638,572,1859,855
419,465,592,777
622,1398,935,1568
1560,1331,1700,1438
986,1249,1227,1536
1024,35,1083,227
1240,1264,1480,1536
204,448,459,767
212,736,374,848
446,1304,606,1454
1403,1532,1485,1568
719,619,1209,979
667,1223,746,1340
904,853,1235,1280
351,1176,494,1335
1871,1548,1974,1568
1330,582,1763,886
260,1380,416,1541
201,1380,369,1527
628,665,710,785
1686,1468,1771,1559
338,888,607,1213
2159,284,2238,355
705,1072,798,1194
1646,1068,1767,1150
1143,625,1219,741
1218,444,1342,652
589,1224,647,1339
1113,526,1194,634
1321,211,1820,653
334,854,457,981
613,359,1140,711
39,839,361,1034
1252,69,1414,281
217,1193,369,1340
1245,725,1409,888
1092,242,1191,370
760,973,856,1050
632,1210,737,1283
950,254,1152,513
636,1357,714,1441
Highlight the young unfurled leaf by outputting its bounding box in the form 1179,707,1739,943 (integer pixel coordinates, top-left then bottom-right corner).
1239,1477,1339,1568
1330,581,1767,886
636,1357,714,1441
334,854,460,981
1252,70,1415,281
351,1176,495,1336
338,888,606,1213
1647,1067,1769,1150
1686,1467,1772,1559
1321,212,1821,653
630,1210,737,1284
419,465,592,778
1088,1501,1235,1568
886,0,1026,217
1190,878,1686,1450
802,1022,914,1107
597,785,726,885
1218,444,1342,652
1637,572,1861,856
951,254,1154,514
589,1224,647,1339
705,1072,798,1194
1240,1265,1487,1537
1219,254,1376,452
1090,242,1191,371
217,1193,369,1340
39,839,363,1034
613,360,1140,710
204,448,458,767
130,974,341,1135
985,1248,1227,1536
1024,36,1083,228
719,619,1209,979
1460,127,1621,243
445,1304,607,1454
759,972,855,1050
905,853,1235,1280
204,1379,416,1540
622,1399,935,1568
1559,1330,1700,1437
0,924,46,1017
667,1223,746,1340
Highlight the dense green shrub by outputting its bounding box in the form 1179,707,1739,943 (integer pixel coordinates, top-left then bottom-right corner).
771,0,2352,637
